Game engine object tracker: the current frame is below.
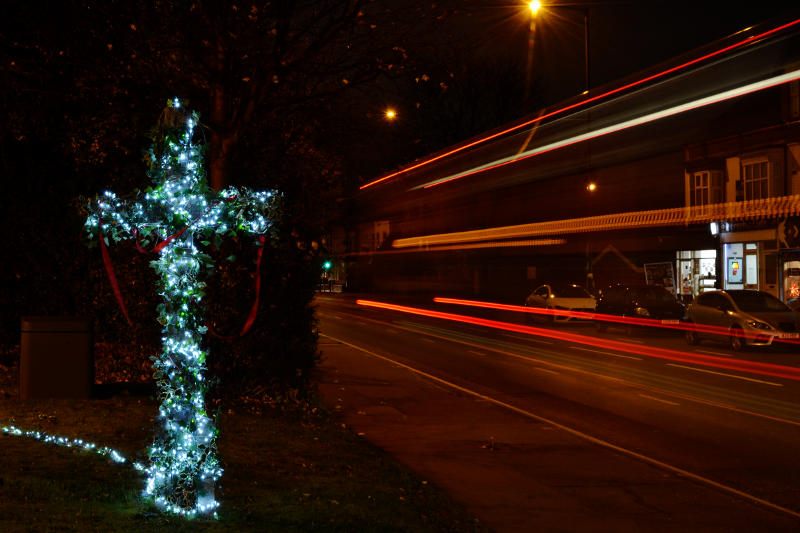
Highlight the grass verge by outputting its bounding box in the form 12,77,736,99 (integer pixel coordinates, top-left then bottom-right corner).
0,357,488,533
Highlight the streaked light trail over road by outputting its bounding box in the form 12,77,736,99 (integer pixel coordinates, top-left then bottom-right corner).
414,69,800,190
356,299,800,381
432,296,800,346
358,18,800,191
392,194,800,248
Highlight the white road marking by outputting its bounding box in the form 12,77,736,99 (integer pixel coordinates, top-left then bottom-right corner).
666,364,783,387
610,337,645,344
570,346,642,360
697,349,732,357
502,332,554,344
321,333,800,521
320,309,800,426
638,393,680,406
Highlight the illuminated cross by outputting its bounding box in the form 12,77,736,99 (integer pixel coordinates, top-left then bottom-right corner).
84,98,278,517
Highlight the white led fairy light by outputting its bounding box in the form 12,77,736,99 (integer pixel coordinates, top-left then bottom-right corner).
82,98,279,517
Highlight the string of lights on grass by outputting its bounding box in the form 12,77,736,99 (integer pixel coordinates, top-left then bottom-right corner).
1,424,131,465
72,98,280,517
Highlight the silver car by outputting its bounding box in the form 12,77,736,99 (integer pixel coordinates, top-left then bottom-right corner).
524,283,596,323
685,290,800,351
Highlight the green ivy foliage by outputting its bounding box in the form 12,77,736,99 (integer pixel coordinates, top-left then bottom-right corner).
1,103,321,402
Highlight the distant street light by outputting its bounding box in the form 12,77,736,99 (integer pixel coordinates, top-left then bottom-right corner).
384,108,397,120
586,181,597,192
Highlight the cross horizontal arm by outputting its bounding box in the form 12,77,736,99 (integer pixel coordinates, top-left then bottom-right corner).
84,190,150,244
85,187,280,249
203,187,280,236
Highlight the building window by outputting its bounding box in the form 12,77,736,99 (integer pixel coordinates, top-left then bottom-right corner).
742,159,769,200
692,170,722,206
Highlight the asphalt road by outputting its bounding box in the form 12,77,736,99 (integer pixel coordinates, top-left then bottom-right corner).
313,292,800,532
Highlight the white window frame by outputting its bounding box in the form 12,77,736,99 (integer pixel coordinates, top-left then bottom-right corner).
692,170,722,207
741,158,770,201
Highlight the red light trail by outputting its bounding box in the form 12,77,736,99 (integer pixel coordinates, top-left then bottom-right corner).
418,70,800,189
356,299,800,382
433,296,800,346
358,18,800,191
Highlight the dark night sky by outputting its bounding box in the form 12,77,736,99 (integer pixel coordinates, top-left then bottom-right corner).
458,1,797,107
354,1,798,178
1,1,796,183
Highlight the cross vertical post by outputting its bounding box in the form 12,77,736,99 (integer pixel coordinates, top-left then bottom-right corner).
85,98,278,517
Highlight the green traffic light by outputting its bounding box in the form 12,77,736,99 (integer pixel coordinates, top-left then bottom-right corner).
323,261,332,270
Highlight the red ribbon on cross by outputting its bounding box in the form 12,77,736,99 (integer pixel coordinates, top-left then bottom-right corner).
97,196,265,339
98,212,134,327
207,234,266,340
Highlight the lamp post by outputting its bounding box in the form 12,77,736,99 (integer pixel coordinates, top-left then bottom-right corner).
580,7,589,93
523,1,541,109
524,2,590,97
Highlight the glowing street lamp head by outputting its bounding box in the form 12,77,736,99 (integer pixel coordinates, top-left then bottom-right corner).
528,1,541,15
384,108,397,120
586,182,597,192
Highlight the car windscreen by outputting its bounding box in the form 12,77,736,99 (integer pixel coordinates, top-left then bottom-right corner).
553,285,591,298
728,291,790,312
635,287,676,304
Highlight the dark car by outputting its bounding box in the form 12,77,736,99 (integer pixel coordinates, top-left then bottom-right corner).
594,284,685,332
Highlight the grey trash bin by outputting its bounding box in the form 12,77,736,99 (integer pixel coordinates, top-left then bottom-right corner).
20,316,94,400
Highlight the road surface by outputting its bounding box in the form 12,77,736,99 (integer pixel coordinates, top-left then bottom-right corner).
314,293,800,532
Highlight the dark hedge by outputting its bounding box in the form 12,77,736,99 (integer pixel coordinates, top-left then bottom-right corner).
1,138,321,401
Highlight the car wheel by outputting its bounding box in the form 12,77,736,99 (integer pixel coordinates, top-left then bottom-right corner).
729,325,745,352
685,321,700,345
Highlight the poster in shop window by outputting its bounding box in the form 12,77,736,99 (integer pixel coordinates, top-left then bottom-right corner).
644,262,676,294
728,257,743,284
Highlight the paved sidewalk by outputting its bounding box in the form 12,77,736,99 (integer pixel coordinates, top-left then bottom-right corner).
316,336,800,533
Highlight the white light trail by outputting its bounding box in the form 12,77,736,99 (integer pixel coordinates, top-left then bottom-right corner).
414,69,800,190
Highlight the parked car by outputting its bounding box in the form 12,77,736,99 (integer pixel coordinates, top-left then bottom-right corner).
684,290,800,351
524,283,595,323
594,284,684,332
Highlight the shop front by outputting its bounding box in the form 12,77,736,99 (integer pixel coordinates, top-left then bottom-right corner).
720,228,780,299
676,249,717,303
779,217,800,306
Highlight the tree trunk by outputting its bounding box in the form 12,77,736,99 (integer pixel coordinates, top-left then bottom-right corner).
208,133,236,192
207,39,238,192
208,87,238,191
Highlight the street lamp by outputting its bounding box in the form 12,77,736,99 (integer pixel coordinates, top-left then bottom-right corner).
523,2,590,97
523,2,541,109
